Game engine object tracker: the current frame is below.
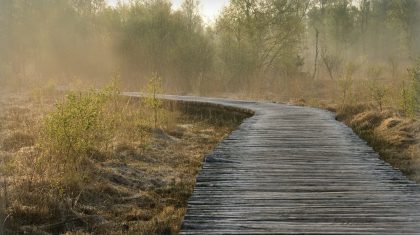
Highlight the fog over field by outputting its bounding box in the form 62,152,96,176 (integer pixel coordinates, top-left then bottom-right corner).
1,1,420,234
0,0,419,100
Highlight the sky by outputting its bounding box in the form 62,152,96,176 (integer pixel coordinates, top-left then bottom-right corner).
106,0,229,23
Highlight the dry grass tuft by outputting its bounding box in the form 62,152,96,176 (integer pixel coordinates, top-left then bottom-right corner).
1,91,242,234
376,118,418,148
288,97,307,106
336,104,420,181
1,132,35,152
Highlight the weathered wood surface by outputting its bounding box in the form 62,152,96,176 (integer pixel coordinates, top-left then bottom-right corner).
127,93,420,234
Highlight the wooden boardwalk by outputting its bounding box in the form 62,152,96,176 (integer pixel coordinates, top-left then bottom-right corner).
129,94,420,234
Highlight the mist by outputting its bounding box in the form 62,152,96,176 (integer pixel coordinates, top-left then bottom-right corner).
2,1,420,234
0,0,419,100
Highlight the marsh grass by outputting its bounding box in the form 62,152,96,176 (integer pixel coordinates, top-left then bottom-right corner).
0,86,242,234
285,63,420,183
326,103,420,182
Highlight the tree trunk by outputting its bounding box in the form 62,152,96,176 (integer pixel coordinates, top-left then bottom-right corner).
312,28,319,80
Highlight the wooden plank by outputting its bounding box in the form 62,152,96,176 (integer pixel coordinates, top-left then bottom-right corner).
124,93,420,234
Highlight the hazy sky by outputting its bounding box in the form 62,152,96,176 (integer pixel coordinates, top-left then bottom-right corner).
106,0,229,23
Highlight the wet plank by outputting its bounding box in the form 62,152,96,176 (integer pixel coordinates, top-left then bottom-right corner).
124,93,420,234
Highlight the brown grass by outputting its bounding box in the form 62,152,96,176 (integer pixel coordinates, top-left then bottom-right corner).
1,92,242,234
285,75,420,183
335,104,420,181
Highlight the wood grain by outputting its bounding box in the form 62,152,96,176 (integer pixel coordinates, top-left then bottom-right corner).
124,93,420,234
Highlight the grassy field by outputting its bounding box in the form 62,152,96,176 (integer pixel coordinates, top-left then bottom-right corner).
0,89,243,234
1,80,419,234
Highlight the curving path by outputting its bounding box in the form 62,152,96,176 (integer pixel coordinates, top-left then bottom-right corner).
127,93,420,234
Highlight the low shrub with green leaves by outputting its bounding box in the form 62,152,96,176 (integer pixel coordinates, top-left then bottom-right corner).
410,61,420,114
400,61,420,118
401,80,416,118
39,89,116,182
144,73,163,129
369,82,388,112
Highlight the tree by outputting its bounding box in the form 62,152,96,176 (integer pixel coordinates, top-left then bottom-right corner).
216,0,309,92
144,73,163,129
181,0,201,31
0,0,114,84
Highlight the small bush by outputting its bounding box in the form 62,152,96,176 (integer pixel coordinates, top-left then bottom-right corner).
408,61,420,115
144,73,163,129
369,82,388,111
400,80,416,117
400,62,420,118
39,89,115,182
338,63,358,107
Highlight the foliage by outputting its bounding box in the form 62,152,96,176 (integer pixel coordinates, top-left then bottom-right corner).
215,0,309,92
117,0,213,92
338,63,358,106
144,73,163,129
306,0,420,96
322,50,342,80
1,0,420,96
400,80,416,117
407,61,420,115
369,82,389,111
39,88,115,182
0,0,112,84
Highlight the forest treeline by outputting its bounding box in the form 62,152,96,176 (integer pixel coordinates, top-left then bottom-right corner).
0,0,420,99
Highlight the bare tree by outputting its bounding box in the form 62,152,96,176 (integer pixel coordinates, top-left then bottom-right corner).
312,28,320,80
321,48,341,80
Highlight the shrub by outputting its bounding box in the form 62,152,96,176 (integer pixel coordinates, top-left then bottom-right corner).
401,61,420,118
369,82,388,112
338,63,358,106
39,89,115,180
400,80,416,117
144,73,163,129
408,61,420,115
